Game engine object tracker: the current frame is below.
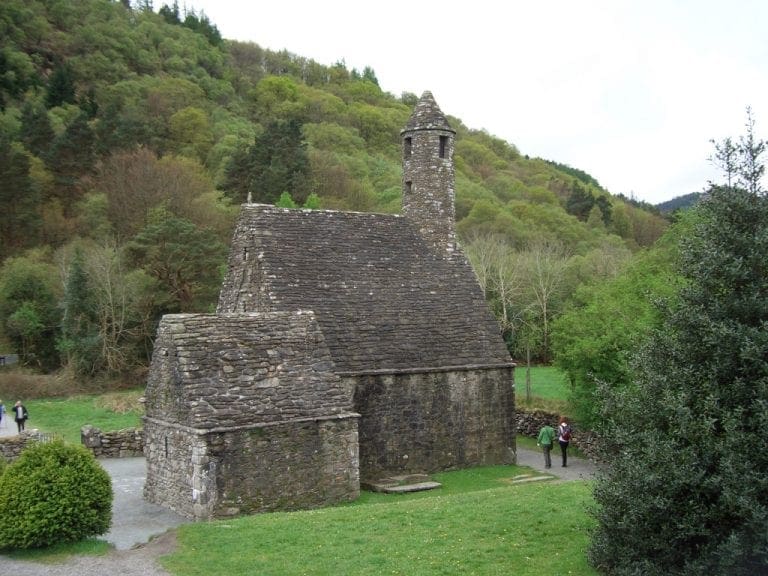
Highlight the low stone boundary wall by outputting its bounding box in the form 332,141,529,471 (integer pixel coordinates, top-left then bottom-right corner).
516,408,601,462
0,430,57,462
81,425,144,458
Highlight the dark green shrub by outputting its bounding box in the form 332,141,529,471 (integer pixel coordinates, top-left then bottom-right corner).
0,440,112,549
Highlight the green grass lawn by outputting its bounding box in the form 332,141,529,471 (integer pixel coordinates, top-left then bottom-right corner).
23,391,143,444
516,365,571,413
162,467,598,576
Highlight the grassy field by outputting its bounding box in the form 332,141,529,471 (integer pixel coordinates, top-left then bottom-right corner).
515,365,571,413
162,468,598,576
22,390,144,444
1,370,600,574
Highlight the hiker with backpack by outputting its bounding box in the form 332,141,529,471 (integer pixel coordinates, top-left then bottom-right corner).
558,416,572,467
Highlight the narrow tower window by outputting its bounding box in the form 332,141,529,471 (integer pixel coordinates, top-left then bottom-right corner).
439,135,448,158
405,181,412,195
404,137,412,158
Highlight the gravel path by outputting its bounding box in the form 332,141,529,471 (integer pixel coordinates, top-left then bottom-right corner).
0,447,597,575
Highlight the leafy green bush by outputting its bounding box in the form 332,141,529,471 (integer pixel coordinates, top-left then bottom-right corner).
0,440,112,549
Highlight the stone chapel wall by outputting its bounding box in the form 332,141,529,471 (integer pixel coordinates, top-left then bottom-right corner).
143,311,359,519
349,365,515,480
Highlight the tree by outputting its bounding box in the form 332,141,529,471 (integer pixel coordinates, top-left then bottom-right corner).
518,239,571,363
552,242,679,427
44,62,76,109
565,181,594,221
589,121,768,575
0,137,40,254
46,112,95,208
223,119,310,205
20,102,55,159
92,148,220,239
275,191,297,208
59,248,101,376
0,255,61,370
125,211,226,313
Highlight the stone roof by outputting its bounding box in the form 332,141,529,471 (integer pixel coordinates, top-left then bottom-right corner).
146,312,352,429
217,205,512,374
402,91,455,133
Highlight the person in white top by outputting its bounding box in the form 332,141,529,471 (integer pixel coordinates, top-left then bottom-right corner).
13,400,28,433
557,416,572,467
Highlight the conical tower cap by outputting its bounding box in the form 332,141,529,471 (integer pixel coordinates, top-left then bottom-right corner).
402,91,455,133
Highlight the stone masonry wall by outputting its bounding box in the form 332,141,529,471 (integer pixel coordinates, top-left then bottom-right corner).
143,415,359,519
81,425,144,458
515,409,601,462
350,366,515,480
143,310,359,518
0,430,52,461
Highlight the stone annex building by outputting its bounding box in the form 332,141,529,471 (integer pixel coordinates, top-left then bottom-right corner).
143,92,516,519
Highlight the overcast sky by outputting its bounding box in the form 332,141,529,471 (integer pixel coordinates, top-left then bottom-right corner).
185,0,768,204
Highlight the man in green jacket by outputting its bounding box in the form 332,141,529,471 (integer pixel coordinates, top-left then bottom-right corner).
537,423,556,468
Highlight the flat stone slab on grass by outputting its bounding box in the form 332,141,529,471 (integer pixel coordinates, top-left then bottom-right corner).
504,473,556,485
363,474,442,493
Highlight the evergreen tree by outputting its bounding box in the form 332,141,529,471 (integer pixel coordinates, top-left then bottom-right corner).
0,137,40,253
20,102,55,159
125,211,226,313
158,1,181,24
223,119,310,205
275,191,297,208
565,181,595,221
589,121,768,575
46,112,95,206
44,62,76,109
59,249,101,375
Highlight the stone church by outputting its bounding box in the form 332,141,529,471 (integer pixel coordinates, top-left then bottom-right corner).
143,92,516,519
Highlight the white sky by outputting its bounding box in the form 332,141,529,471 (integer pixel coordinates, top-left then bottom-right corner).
185,0,768,204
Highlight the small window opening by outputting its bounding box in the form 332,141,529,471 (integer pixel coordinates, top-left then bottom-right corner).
404,137,412,158
439,135,448,159
164,436,169,458
405,181,412,195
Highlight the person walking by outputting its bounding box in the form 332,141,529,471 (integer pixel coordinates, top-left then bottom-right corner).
0,399,5,428
537,422,556,468
13,400,28,433
558,416,572,467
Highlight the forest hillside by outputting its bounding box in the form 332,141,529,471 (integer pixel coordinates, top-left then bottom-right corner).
0,0,670,378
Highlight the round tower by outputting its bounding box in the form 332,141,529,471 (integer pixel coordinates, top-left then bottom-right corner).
401,91,457,257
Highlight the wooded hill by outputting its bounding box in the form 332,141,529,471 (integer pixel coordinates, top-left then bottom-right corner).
0,0,670,376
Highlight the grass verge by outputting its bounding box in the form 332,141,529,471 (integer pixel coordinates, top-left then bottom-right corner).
24,391,143,444
516,365,571,414
161,467,598,576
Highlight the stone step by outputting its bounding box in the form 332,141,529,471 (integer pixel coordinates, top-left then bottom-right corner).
509,475,555,484
377,481,442,494
362,474,442,494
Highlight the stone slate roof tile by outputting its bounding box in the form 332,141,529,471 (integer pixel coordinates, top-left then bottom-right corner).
218,205,511,373
402,91,455,133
